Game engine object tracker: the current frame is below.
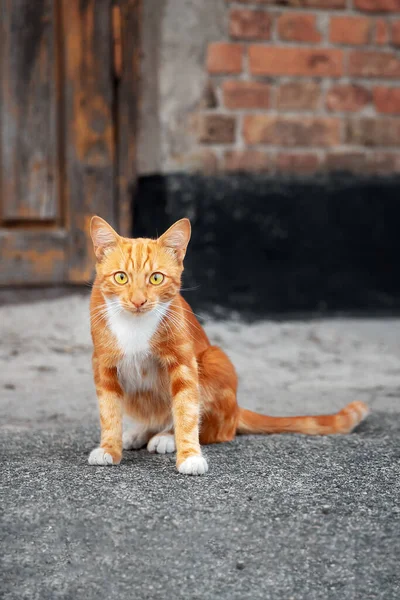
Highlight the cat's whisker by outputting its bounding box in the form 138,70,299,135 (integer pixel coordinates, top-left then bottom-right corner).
163,311,199,344
163,313,194,338
171,304,205,321
91,300,124,325
90,307,109,321
152,306,180,341
155,311,176,340
90,312,107,326
179,285,201,292
164,306,204,339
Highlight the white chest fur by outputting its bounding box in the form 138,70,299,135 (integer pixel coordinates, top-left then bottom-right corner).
106,299,167,394
117,353,159,394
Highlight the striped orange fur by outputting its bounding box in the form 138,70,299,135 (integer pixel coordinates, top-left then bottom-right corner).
88,216,369,475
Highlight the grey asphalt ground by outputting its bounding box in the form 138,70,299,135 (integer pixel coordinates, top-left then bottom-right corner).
1,294,400,599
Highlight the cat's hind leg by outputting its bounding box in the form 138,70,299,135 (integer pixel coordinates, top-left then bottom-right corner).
147,431,176,454
198,345,239,445
122,420,152,450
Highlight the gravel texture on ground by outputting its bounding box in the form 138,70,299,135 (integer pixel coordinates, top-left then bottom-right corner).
1,294,399,599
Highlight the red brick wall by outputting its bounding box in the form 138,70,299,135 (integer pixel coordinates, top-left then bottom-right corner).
198,0,400,175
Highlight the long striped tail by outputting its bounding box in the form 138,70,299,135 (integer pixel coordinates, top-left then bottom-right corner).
236,401,369,436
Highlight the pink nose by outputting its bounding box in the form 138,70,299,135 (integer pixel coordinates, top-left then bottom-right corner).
131,299,147,309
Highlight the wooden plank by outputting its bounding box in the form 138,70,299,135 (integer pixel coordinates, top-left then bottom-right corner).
0,0,58,221
115,0,142,237
0,229,66,284
61,0,115,282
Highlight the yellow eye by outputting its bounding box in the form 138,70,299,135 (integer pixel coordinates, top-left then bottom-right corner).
114,272,128,285
149,272,164,286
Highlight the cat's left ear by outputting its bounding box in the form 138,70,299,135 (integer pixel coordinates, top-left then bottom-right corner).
158,218,191,261
90,216,119,260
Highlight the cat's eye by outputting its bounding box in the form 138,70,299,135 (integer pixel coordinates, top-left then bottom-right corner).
114,271,128,285
149,272,164,286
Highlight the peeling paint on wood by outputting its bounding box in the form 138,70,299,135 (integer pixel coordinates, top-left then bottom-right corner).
62,0,116,283
0,229,66,284
0,0,140,285
0,0,58,221
112,4,123,80
116,0,141,237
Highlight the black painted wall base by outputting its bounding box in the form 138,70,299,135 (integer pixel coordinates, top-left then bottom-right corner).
133,174,400,318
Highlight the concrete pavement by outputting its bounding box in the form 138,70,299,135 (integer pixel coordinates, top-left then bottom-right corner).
1,294,399,599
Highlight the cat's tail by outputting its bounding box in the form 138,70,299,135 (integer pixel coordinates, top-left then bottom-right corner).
236,401,369,436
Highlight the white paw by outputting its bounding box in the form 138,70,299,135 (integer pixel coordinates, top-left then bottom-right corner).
123,430,148,450
147,433,176,454
178,455,208,476
88,447,114,465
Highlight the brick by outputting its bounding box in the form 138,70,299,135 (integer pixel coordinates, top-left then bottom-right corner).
294,0,345,5
330,16,371,46
185,150,220,174
392,21,400,46
249,47,343,77
200,81,218,109
348,51,400,78
230,9,271,40
374,87,400,114
225,0,346,6
290,0,346,5
375,19,389,45
222,81,270,109
325,152,368,173
278,13,321,43
206,43,243,74
243,116,340,147
354,0,400,12
345,118,400,146
368,152,400,174
198,115,236,144
224,150,270,172
276,153,320,174
326,85,371,112
225,0,272,3
276,82,321,110
326,151,400,174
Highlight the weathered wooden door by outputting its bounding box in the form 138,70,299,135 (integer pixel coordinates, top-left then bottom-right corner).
0,0,140,284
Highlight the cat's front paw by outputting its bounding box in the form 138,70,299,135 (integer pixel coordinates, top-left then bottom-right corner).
178,455,208,476
88,447,121,466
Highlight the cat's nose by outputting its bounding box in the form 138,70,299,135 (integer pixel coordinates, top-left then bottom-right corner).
131,298,147,309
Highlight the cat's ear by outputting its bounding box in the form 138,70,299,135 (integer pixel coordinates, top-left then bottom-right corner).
158,218,191,261
90,216,119,260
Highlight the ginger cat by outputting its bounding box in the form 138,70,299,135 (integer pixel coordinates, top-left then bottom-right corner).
88,216,369,475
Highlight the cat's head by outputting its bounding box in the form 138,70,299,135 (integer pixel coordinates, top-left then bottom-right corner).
90,216,191,314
